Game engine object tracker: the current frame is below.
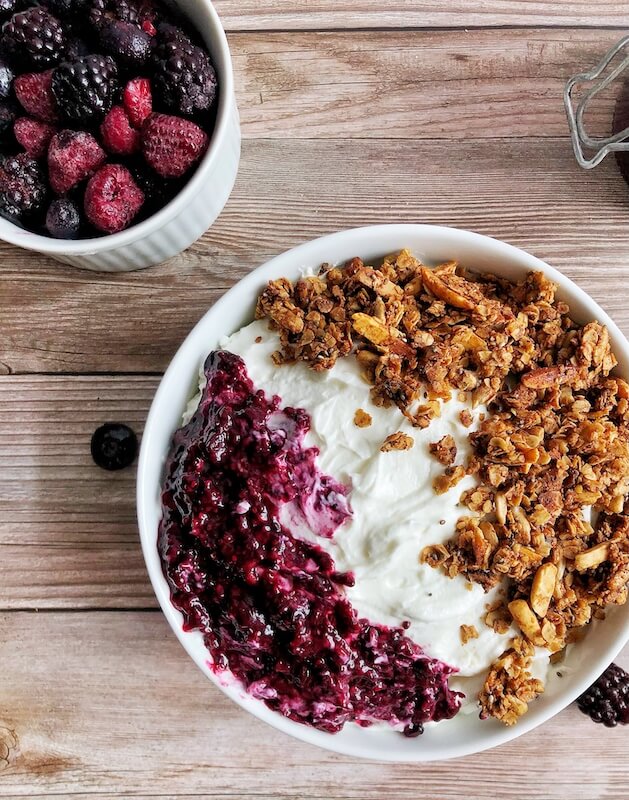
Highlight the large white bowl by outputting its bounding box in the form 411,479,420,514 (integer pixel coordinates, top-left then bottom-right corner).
137,224,629,761
0,0,240,272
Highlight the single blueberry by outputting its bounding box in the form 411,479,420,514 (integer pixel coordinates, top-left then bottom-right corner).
91,422,138,470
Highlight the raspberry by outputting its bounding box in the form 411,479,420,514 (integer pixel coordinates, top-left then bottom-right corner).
577,663,629,727
98,19,152,71
14,70,58,122
0,152,47,221
123,77,151,128
141,112,208,178
14,116,56,157
47,129,106,193
0,58,14,99
152,23,217,117
51,54,118,124
45,197,81,238
100,105,139,155
1,7,66,71
84,163,144,233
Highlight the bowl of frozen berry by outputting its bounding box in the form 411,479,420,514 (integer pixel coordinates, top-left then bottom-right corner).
0,0,239,270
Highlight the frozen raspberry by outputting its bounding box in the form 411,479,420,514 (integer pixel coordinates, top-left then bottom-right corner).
45,197,81,238
141,112,208,178
14,116,56,158
152,23,217,117
0,152,47,221
51,54,118,124
13,70,58,122
0,58,14,99
100,105,140,155
1,7,66,70
84,163,144,233
577,663,629,727
123,77,151,128
98,20,152,71
47,129,106,193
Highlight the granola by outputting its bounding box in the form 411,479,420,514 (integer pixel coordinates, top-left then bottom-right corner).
255,249,629,726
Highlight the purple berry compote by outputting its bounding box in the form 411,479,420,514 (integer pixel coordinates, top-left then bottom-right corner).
158,349,463,736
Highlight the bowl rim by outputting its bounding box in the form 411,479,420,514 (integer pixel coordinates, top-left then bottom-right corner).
0,0,233,254
137,224,629,761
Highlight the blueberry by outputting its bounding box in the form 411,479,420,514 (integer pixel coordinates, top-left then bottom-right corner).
98,20,153,71
46,198,81,239
0,58,14,99
90,422,138,470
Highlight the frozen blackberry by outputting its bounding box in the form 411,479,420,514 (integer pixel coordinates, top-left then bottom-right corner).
43,0,90,18
0,152,47,221
90,423,138,470
0,97,14,141
0,58,13,98
52,54,118,124
152,23,217,117
88,0,139,29
1,7,66,70
577,663,629,727
129,159,181,213
98,19,152,71
46,197,81,238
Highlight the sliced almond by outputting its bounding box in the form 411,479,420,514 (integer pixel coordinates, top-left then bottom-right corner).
351,312,390,345
574,542,609,572
420,267,475,311
495,492,507,525
530,562,558,617
508,599,544,646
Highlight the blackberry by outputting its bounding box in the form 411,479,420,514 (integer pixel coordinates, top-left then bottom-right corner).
46,197,81,238
0,0,31,23
90,423,138,470
577,663,629,727
152,23,217,117
128,159,181,213
1,7,66,70
0,97,15,142
98,19,152,71
88,0,139,29
0,57,13,99
52,54,118,124
0,152,47,221
42,0,90,17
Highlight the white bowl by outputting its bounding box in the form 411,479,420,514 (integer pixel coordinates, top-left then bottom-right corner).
137,224,629,761
0,0,240,272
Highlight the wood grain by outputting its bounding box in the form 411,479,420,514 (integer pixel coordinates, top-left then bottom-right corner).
0,376,156,608
213,1,629,31
0,611,627,799
2,137,629,374
230,29,621,140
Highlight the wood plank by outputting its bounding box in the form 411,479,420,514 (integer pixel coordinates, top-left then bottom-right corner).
213,1,629,31
2,137,629,374
0,376,157,609
230,29,621,139
1,611,627,798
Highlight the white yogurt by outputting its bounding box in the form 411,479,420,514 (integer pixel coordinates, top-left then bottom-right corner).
188,319,550,707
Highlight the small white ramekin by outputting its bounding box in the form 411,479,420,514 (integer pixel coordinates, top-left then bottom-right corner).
138,225,629,762
0,0,240,272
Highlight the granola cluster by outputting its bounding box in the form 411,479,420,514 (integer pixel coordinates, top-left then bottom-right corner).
255,250,629,727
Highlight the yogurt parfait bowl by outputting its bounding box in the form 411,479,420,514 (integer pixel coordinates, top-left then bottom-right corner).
137,224,629,761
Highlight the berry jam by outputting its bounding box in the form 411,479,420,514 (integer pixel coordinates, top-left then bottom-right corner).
159,350,462,735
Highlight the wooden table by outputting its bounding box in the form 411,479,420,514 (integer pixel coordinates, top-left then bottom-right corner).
2,2,629,798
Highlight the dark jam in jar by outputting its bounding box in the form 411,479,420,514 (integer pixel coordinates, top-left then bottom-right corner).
159,349,462,735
